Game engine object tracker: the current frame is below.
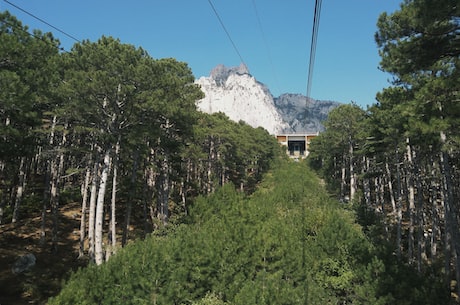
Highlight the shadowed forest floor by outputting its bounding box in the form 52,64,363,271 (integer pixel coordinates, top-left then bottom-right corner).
0,202,87,305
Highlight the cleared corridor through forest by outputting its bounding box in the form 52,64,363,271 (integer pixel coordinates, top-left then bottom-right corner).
50,160,408,304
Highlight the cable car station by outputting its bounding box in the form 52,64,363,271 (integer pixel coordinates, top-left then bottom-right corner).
276,133,318,159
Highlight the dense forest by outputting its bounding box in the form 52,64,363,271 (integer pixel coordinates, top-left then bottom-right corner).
309,0,460,302
1,0,459,304
0,9,280,263
48,160,446,305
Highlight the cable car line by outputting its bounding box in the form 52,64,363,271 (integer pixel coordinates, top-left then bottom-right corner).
0,15,70,53
207,0,247,71
306,0,322,101
251,0,280,94
3,0,81,43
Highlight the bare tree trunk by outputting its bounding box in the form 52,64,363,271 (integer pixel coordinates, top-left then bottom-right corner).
207,137,214,194
430,158,441,259
379,176,389,239
385,161,397,215
50,157,59,253
40,160,50,246
12,157,26,224
95,149,111,265
88,160,99,262
349,139,356,202
0,118,9,224
122,149,139,247
395,147,403,260
144,163,155,235
180,181,187,215
340,155,346,201
406,138,415,264
414,154,425,273
0,148,10,224
362,157,371,207
439,133,460,297
79,164,91,258
440,172,452,289
156,150,170,227
107,139,120,260
51,125,67,253
0,188,6,225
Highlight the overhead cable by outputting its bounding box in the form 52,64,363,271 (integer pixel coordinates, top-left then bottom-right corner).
0,17,69,53
207,0,247,70
306,0,322,101
3,0,81,43
251,0,280,94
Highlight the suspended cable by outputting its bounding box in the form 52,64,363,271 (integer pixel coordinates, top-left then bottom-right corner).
306,0,322,101
251,0,280,94
0,17,69,53
207,0,247,70
3,0,81,43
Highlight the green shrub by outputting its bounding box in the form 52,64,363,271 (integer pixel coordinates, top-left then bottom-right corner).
48,161,395,304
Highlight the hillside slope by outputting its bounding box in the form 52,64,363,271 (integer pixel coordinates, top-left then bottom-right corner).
49,160,389,304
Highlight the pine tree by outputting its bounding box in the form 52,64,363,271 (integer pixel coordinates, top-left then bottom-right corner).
376,0,460,295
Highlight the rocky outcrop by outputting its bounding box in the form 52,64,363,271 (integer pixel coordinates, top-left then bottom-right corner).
195,64,340,134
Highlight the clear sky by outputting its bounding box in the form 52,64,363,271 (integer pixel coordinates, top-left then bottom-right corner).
1,0,402,108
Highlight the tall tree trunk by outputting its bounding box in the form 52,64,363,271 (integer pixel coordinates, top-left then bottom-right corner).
0,118,9,224
340,155,346,201
414,154,425,273
395,147,403,260
362,157,371,207
95,149,111,265
41,115,57,245
122,149,139,247
12,157,26,224
156,150,170,227
406,138,415,264
440,172,452,290
180,181,187,215
88,160,99,261
379,176,389,239
50,157,60,253
430,158,440,259
385,161,397,215
440,130,460,297
107,139,120,260
144,163,155,235
0,187,6,225
79,163,91,258
349,139,356,202
207,137,214,194
40,160,50,246
51,124,67,253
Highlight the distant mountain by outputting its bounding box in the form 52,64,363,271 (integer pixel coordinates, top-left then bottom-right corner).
195,64,340,134
274,94,340,133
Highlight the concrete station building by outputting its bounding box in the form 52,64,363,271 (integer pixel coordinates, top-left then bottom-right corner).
276,133,319,160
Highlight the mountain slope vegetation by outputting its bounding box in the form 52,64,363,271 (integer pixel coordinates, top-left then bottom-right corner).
48,160,445,305
1,1,458,303
309,0,460,302
0,11,281,303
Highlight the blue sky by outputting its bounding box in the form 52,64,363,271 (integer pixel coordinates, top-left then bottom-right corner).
2,0,402,107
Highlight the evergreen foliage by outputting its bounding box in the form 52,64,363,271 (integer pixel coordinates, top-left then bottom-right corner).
309,1,459,302
49,160,401,305
0,11,279,253
2,4,458,304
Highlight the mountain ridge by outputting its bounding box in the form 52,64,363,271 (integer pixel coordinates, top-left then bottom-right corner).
195,64,341,134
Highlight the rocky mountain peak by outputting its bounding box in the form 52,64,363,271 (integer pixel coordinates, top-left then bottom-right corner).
195,64,340,135
209,63,250,86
